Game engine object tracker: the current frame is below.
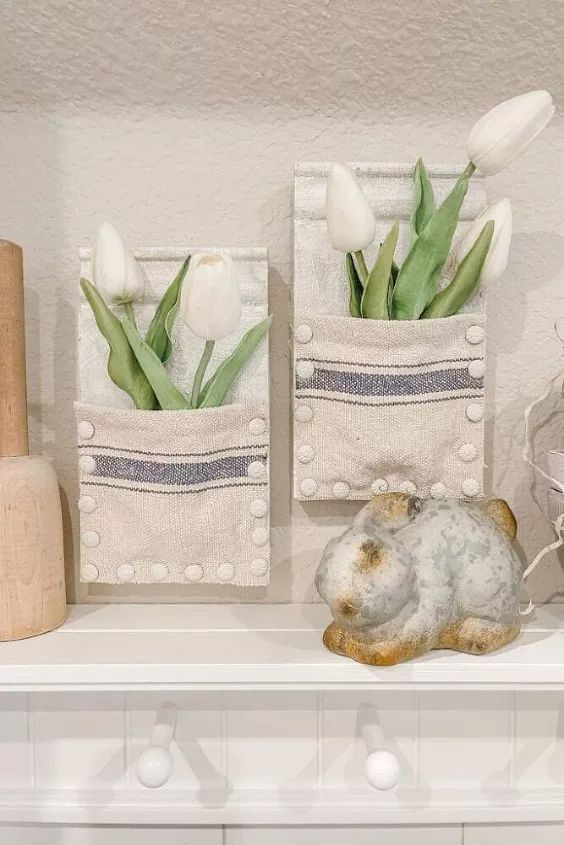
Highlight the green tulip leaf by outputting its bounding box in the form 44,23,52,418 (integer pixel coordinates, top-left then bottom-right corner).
346,253,363,317
122,315,191,410
411,158,436,239
361,222,399,320
393,163,475,320
387,260,399,319
145,256,190,362
80,278,157,410
422,220,494,319
199,315,273,408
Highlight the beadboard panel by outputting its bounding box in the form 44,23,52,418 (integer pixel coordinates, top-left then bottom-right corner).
6,825,564,844
0,694,32,788
0,826,222,844
225,826,462,844
513,693,564,789
418,692,513,789
0,689,564,823
465,824,564,844
225,692,318,790
32,692,126,790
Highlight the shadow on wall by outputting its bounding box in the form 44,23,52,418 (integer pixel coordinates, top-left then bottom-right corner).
483,228,564,603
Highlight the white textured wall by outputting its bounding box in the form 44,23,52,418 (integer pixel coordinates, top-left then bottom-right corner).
1,0,564,603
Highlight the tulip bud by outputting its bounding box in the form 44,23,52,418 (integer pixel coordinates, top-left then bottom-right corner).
326,163,376,253
455,198,512,285
467,90,554,176
92,222,144,305
179,253,240,341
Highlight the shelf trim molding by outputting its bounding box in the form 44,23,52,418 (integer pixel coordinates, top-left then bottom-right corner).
1,603,563,692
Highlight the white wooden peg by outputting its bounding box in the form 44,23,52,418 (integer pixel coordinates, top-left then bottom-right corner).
136,702,177,788
358,703,401,791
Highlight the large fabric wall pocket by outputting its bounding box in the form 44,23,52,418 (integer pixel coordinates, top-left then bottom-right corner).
77,241,270,585
294,313,485,501
294,162,488,501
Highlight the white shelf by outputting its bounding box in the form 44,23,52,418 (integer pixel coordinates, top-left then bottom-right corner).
1,603,564,692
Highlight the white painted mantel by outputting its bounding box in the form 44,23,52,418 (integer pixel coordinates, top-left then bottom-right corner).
1,603,564,692
0,604,564,829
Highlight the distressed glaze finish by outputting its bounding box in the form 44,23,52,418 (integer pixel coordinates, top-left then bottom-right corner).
316,493,522,666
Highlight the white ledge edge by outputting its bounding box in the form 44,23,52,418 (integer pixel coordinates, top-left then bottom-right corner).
295,161,486,179
79,246,268,261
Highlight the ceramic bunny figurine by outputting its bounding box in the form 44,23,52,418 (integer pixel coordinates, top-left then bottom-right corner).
316,493,522,666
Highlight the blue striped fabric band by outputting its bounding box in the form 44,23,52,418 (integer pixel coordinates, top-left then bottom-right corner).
85,452,267,488
296,365,483,398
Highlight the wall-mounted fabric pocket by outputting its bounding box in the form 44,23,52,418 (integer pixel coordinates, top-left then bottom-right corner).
293,162,488,502
76,401,270,585
294,313,485,501
76,245,270,586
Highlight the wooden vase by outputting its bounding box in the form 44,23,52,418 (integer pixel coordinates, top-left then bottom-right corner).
0,240,66,640
0,456,66,640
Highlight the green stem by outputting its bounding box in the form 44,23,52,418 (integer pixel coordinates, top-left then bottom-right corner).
354,250,369,285
124,301,137,328
191,340,215,407
464,161,477,178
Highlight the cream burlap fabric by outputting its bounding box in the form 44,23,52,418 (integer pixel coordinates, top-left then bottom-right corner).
75,402,270,585
294,313,485,501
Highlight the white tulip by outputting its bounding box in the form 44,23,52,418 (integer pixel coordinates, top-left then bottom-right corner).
92,222,144,305
467,90,554,176
455,198,512,285
326,163,376,253
180,253,240,341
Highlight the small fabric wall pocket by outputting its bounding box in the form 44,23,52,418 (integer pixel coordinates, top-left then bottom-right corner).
77,247,270,585
75,402,269,585
294,162,488,501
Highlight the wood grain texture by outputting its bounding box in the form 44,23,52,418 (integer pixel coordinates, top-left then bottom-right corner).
0,456,66,640
0,240,28,457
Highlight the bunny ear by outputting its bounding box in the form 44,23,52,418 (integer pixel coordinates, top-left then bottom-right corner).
476,499,517,541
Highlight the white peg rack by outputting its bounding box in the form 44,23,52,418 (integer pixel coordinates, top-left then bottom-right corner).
135,701,177,788
1,603,564,826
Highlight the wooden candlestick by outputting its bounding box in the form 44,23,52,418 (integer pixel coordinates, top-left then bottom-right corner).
0,240,28,457
0,240,66,640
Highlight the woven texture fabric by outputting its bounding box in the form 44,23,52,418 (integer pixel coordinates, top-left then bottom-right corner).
294,313,485,501
75,402,270,585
